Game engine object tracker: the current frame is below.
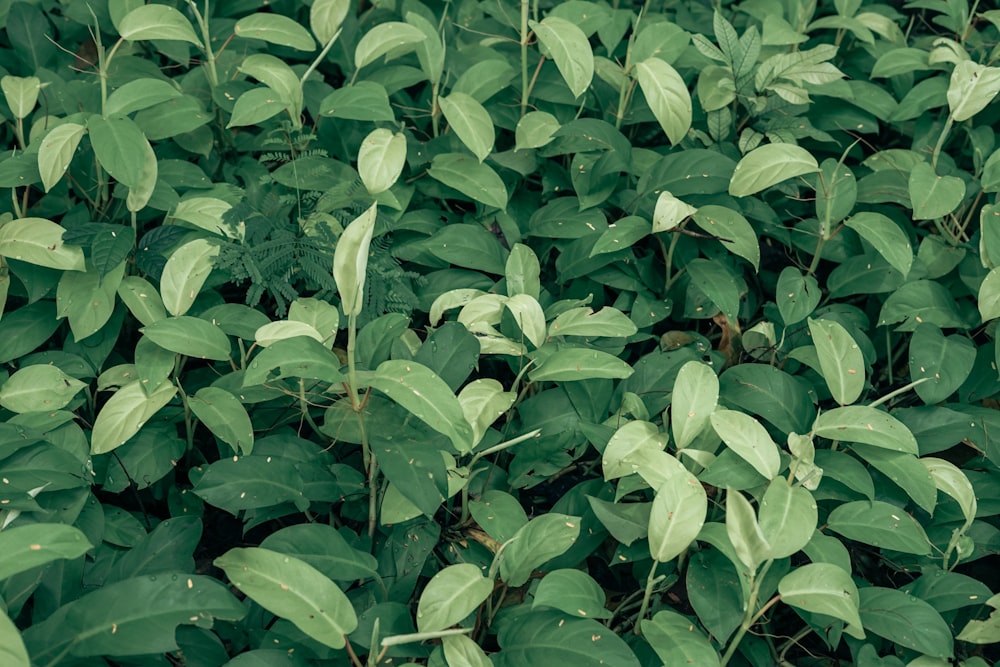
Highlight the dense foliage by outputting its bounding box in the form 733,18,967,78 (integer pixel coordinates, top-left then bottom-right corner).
1,0,999,665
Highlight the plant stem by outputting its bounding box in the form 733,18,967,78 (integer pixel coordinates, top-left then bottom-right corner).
868,377,929,408
931,116,953,171
633,560,661,633
187,0,218,87
720,560,772,667
300,28,343,86
520,0,530,117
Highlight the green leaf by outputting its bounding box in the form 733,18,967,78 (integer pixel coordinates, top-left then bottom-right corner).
711,410,781,479
0,364,86,413
458,379,516,446
358,128,406,194
37,122,86,192
87,114,150,190
439,92,494,162
469,490,528,543
333,203,377,316
530,17,594,98
980,266,1000,321
776,266,821,325
602,420,669,480
691,205,760,270
105,78,182,117
260,524,378,583
310,0,350,45
23,575,244,661
529,347,633,382
494,610,639,667
778,563,864,635
160,239,219,318
947,60,1000,122
725,488,771,571
416,563,493,631
499,514,581,587
591,216,651,256
319,82,395,121
812,406,917,453
170,198,236,238
115,277,165,326
908,322,976,404
851,444,937,514
728,143,820,197
685,258,741,323
189,387,254,455
354,22,427,70
0,523,92,580
909,162,965,220
549,306,637,338
642,610,720,667
1,75,40,119
671,360,718,449
215,547,357,649
826,500,932,555
880,279,967,330
921,457,977,528
56,260,125,341
843,212,913,276
378,440,448,517
0,610,28,667
652,191,696,233
142,316,231,361
648,469,707,562
957,593,1000,644
635,58,692,145
428,153,508,209
239,55,302,113
369,359,474,453
228,87,291,128
452,59,517,103
534,569,611,619
118,4,202,46
808,317,865,405
757,478,816,559
515,111,560,150
859,587,953,658
255,320,325,347
193,456,306,512
91,380,177,455
235,13,316,51
0,217,85,271
425,224,509,275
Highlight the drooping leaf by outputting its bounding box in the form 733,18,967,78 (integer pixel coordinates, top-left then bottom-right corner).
141,316,231,361
779,563,864,636
234,13,316,51
333,203,377,316
671,361,718,449
215,547,357,649
529,347,633,382
635,58,692,145
729,144,820,197
87,114,151,190
808,317,865,405
310,0,350,45
844,211,913,276
0,523,92,580
189,387,254,455
428,153,508,209
439,92,494,162
530,17,594,99
690,205,760,270
499,514,581,587
711,410,781,479
416,563,493,632
811,406,917,453
648,470,707,563
757,478,816,559
160,238,220,317
0,218,85,271
37,123,86,192
642,610,720,667
91,380,177,455
118,4,202,46
947,60,1000,122
826,500,932,555
725,488,771,571
354,22,427,70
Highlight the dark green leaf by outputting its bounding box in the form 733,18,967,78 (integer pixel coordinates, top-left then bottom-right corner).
859,587,953,658
494,610,639,667
826,500,932,555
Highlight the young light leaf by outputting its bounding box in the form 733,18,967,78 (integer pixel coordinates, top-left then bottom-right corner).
333,203,377,315
439,92,495,162
515,111,560,150
729,143,820,197
921,457,977,528
118,5,202,47
234,13,316,51
499,514,581,587
648,471,707,563
757,479,817,559
358,128,406,194
909,162,965,220
215,547,357,648
37,122,85,192
0,523,92,580
416,563,493,632
671,361,718,449
310,0,350,45
528,347,634,382
533,569,611,619
530,17,594,98
125,136,157,213
691,205,760,269
160,238,220,317
652,190,696,232
443,634,495,667
458,379,516,446
91,380,177,455
725,488,771,571
117,277,166,326
354,22,427,71
0,364,86,413
642,610,720,667
808,317,865,405
0,610,28,667
227,87,291,128
87,114,149,189
811,406,917,453
505,294,547,348
947,60,1000,122
844,211,913,276
779,563,864,636
1,75,40,119
776,266,821,325
369,359,475,453
0,217,85,271
428,153,508,209
188,387,254,455
635,58,692,145
548,307,637,338
711,409,781,479
506,243,541,299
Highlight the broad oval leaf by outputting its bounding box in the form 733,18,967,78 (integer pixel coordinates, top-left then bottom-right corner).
0,364,86,413
259,523,378,583
844,211,913,276
515,111,560,150
160,238,220,317
170,198,236,238
757,478,817,559
726,488,771,571
118,4,202,46
779,563,864,635
189,387,254,455
0,610,28,667
234,13,316,51
729,144,820,197
494,609,639,667
0,217,85,271
354,22,427,70
319,82,395,121
671,361,718,450
635,58,692,145
87,114,149,189
311,0,350,45
500,514,581,587
529,347,634,382
416,563,493,632
921,457,977,527
549,306,637,338
530,17,594,99
254,321,325,347
38,122,86,192
826,500,932,555
244,335,345,386
227,87,291,128
443,634,494,667
776,266,821,325
358,128,406,194
691,205,760,270
91,380,178,455
333,203,377,316
947,60,1000,122
193,455,306,512
142,316,231,361
908,322,976,404
711,409,781,479
648,471,707,563
811,406,917,453
808,317,865,405
909,162,965,220
105,78,182,117
439,92,494,162
0,523,92,580
427,153,508,209
533,569,611,619
602,420,669,480
642,610,720,667
859,587,953,658
458,379,516,446
369,359,474,453
215,547,357,649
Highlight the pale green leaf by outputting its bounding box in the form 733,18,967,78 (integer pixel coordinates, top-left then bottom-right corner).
530,17,594,98
729,144,820,197
635,58,692,145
